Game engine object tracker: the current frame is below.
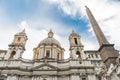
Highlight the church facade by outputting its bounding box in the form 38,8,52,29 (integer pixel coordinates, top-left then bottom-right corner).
0,6,120,80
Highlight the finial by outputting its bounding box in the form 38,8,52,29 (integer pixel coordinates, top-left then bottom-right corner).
72,29,75,33
48,29,54,38
22,28,25,33
50,29,52,32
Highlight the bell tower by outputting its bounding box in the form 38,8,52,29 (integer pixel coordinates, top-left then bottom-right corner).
69,30,86,60
5,29,28,59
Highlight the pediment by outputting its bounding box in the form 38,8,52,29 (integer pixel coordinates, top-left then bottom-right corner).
32,63,58,70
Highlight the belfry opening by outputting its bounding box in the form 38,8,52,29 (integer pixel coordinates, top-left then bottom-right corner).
9,51,16,59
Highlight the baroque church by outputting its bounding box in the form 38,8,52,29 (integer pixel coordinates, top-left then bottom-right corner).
0,6,120,80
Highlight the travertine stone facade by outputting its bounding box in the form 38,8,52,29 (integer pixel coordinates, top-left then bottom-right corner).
0,6,120,80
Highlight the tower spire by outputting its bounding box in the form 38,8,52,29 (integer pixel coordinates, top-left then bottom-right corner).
85,6,109,46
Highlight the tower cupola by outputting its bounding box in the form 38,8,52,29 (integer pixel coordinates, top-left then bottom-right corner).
4,29,28,59
69,30,86,60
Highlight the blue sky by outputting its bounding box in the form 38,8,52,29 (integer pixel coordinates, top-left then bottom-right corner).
0,0,88,32
0,0,120,59
0,0,38,21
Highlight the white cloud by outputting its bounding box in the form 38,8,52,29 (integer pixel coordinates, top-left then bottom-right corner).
26,16,73,59
20,21,70,59
86,0,120,50
46,0,86,18
0,5,18,50
22,25,48,59
47,0,120,51
0,0,120,60
18,21,29,30
0,1,72,59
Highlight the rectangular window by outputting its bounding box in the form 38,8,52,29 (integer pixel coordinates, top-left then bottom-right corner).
95,54,98,58
57,53,60,59
74,38,78,44
82,78,86,80
46,50,50,58
16,37,21,44
91,54,94,58
88,54,90,58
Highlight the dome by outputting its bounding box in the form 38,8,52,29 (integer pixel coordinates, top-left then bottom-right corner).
38,30,61,47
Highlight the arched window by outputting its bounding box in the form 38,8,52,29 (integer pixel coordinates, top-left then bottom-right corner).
74,38,78,44
0,74,7,80
46,50,50,58
9,51,16,59
76,51,81,59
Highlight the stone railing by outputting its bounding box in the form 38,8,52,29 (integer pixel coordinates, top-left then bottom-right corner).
0,59,33,70
70,60,94,68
